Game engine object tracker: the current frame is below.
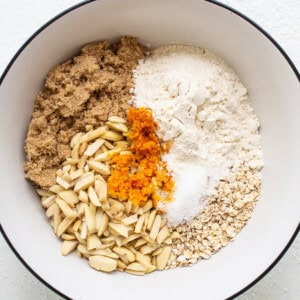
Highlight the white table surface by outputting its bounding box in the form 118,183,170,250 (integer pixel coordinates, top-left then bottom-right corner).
0,0,299,299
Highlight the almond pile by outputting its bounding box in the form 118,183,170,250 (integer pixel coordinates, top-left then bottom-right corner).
36,117,176,275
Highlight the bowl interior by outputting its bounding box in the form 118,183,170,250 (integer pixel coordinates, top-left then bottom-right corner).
0,0,299,299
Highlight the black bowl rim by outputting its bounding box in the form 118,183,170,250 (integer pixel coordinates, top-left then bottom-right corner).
0,0,299,299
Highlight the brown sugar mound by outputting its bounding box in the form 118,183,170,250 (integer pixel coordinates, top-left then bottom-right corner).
24,37,146,188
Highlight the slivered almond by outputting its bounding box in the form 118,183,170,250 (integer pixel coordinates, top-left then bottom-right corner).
94,242,114,250
77,155,88,170
84,139,104,156
74,231,87,245
66,225,75,235
101,130,123,141
108,116,127,124
156,226,170,244
46,203,60,218
87,234,102,250
88,186,101,206
142,212,150,231
149,215,161,240
98,213,109,236
62,165,72,173
88,161,110,176
78,190,88,203
120,150,132,155
55,198,77,218
89,255,117,273
80,221,88,239
140,245,160,255
103,140,115,150
101,237,115,244
76,202,85,218
134,215,145,233
108,223,130,238
156,246,172,270
121,234,140,245
63,158,79,166
73,219,81,232
125,270,145,276
36,189,53,197
71,143,79,160
107,122,128,133
114,236,123,247
122,214,138,225
114,141,129,150
151,256,157,266
164,237,172,245
56,176,70,190
142,200,152,213
126,262,147,272
124,201,132,215
147,210,157,231
49,184,64,193
145,265,157,273
50,218,54,229
108,225,121,236
94,179,107,205
136,254,156,273
70,132,83,148
70,169,83,181
41,195,56,208
80,126,107,143
94,148,121,162
58,191,79,207
77,244,89,256
61,240,78,256
57,217,76,237
62,172,72,183
152,248,163,256
95,208,104,230
100,145,108,153
142,234,155,244
119,256,129,265
117,260,127,270
89,249,118,259
135,238,147,248
53,212,61,235
74,172,94,192
137,207,144,215
79,142,88,157
160,217,167,229
61,233,76,241
113,247,135,262
85,205,96,234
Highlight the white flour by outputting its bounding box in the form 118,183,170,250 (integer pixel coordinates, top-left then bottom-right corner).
131,45,263,225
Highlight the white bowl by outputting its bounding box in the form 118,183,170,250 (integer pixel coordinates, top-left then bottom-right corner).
0,1,299,299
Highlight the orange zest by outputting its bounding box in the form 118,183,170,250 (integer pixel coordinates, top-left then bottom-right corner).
107,107,173,207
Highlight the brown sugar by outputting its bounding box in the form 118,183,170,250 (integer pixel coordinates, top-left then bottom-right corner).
25,37,146,188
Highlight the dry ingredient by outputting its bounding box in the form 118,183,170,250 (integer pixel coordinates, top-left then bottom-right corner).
107,107,173,207
167,165,261,267
25,38,264,275
36,118,176,275
132,44,263,225
25,37,146,188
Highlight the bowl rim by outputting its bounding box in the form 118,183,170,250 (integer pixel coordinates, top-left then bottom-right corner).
0,0,299,299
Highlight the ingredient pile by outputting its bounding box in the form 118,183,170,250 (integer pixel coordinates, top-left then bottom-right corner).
26,37,263,275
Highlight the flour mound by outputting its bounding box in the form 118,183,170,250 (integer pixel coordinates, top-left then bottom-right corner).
132,44,263,225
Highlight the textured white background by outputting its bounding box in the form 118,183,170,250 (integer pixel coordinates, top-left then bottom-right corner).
0,0,299,299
